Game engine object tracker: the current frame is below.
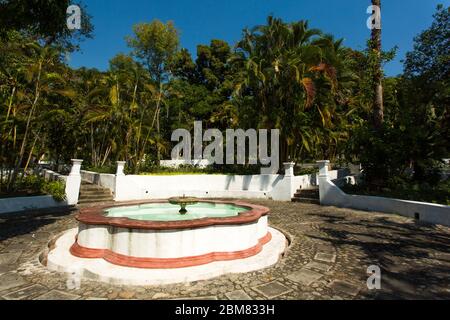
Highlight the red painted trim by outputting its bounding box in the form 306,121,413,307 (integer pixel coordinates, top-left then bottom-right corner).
70,232,272,269
76,200,270,230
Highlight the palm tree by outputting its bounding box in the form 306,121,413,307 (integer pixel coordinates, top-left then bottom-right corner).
371,0,384,128
233,17,349,162
7,44,66,190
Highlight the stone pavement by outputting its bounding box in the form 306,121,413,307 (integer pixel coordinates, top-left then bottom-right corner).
0,200,449,300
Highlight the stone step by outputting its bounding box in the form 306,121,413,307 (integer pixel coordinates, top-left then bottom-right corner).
80,182,110,187
80,185,109,191
296,188,319,194
291,197,320,205
79,189,112,195
79,192,111,198
81,180,96,185
294,187,320,201
293,193,319,200
79,194,113,200
78,181,114,205
78,198,114,204
79,198,114,204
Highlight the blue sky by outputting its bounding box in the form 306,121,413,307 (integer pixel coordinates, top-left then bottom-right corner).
69,0,449,76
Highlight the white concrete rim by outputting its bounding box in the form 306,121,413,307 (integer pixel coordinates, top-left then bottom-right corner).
46,227,287,286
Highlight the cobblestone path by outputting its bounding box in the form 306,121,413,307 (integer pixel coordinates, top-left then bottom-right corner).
0,200,449,300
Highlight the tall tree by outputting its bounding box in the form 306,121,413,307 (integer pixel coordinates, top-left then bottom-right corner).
370,0,384,128
233,17,350,163
401,4,449,180
0,34,75,190
126,20,179,163
170,40,237,131
404,4,449,82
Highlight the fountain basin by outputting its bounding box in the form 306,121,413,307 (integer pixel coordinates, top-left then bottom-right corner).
70,200,271,269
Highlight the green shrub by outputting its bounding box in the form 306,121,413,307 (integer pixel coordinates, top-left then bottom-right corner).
294,167,317,176
2,174,66,201
18,174,45,192
84,165,117,174
42,180,66,202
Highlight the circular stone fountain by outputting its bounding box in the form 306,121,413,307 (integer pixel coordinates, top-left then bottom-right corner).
46,199,287,285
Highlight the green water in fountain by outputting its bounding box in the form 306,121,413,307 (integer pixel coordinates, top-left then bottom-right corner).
105,202,249,221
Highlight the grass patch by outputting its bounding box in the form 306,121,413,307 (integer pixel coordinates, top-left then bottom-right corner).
138,164,265,176
84,165,116,174
140,171,215,176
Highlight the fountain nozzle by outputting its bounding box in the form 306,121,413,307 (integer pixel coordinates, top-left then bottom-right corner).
168,196,199,215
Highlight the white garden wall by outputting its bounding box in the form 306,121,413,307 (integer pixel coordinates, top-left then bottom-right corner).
292,174,317,190
317,161,450,227
115,174,285,201
78,161,349,203
112,169,340,202
80,161,344,202
80,170,116,192
42,160,83,206
42,169,67,183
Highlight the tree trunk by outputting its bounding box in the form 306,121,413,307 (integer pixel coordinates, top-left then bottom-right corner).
24,132,39,173
371,0,384,128
8,60,42,191
156,82,163,165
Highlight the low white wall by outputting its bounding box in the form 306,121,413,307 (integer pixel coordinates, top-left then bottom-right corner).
115,174,284,201
112,169,342,202
332,175,360,188
0,195,68,214
291,169,344,190
292,174,316,190
42,169,67,183
42,160,82,206
319,175,450,227
80,170,116,192
113,171,341,202
0,161,84,214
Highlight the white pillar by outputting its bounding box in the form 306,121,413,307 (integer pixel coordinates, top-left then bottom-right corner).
65,159,83,205
317,160,330,178
316,160,330,204
272,162,296,201
116,161,126,176
115,161,126,201
284,162,295,177
69,159,83,176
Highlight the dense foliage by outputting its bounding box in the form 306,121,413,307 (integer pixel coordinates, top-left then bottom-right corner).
0,2,448,200
348,5,449,188
0,0,93,51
